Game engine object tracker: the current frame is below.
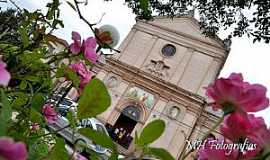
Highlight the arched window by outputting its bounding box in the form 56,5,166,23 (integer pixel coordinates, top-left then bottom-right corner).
122,105,140,121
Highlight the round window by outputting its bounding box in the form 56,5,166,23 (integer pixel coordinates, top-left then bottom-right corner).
161,44,176,57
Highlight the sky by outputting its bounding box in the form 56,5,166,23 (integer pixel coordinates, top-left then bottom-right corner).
2,0,270,124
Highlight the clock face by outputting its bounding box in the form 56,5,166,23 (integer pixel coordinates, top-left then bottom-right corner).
162,44,176,57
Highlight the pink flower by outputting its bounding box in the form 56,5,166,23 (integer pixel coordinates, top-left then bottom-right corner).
42,104,58,124
220,113,252,142
0,137,27,160
242,115,269,159
254,128,270,148
79,72,92,90
82,37,98,64
70,31,82,54
0,60,11,87
220,114,267,159
198,138,239,160
69,61,93,90
69,32,98,64
240,140,262,160
76,153,88,160
247,115,270,150
205,73,269,114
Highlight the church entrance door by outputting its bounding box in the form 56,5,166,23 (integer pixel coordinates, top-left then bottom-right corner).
111,105,140,149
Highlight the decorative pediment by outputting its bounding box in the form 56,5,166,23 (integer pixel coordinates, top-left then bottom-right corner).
148,17,224,48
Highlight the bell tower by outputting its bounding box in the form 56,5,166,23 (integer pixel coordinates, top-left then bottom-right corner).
95,16,230,158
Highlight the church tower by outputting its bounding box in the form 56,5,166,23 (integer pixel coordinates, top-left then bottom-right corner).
95,16,230,159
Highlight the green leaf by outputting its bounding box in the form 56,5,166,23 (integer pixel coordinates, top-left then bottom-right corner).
25,75,40,82
139,0,149,11
48,138,69,160
55,65,65,78
65,68,80,88
66,1,77,11
40,77,52,89
78,78,111,119
147,147,175,160
29,108,43,124
0,89,12,136
31,93,45,111
79,128,116,150
19,80,28,90
137,119,165,146
52,19,64,29
11,93,28,109
18,26,29,48
19,50,42,65
28,141,49,160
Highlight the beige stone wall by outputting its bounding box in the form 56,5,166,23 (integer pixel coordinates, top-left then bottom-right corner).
95,16,228,159
118,30,156,68
96,72,203,158
146,99,200,159
94,71,222,157
112,17,227,97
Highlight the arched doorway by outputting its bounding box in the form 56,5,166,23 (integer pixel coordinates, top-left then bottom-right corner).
110,105,140,149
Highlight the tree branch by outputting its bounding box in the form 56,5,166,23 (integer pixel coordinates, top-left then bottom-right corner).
73,0,120,53
8,0,22,12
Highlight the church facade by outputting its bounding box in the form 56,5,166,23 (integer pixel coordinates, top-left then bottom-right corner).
68,16,230,159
